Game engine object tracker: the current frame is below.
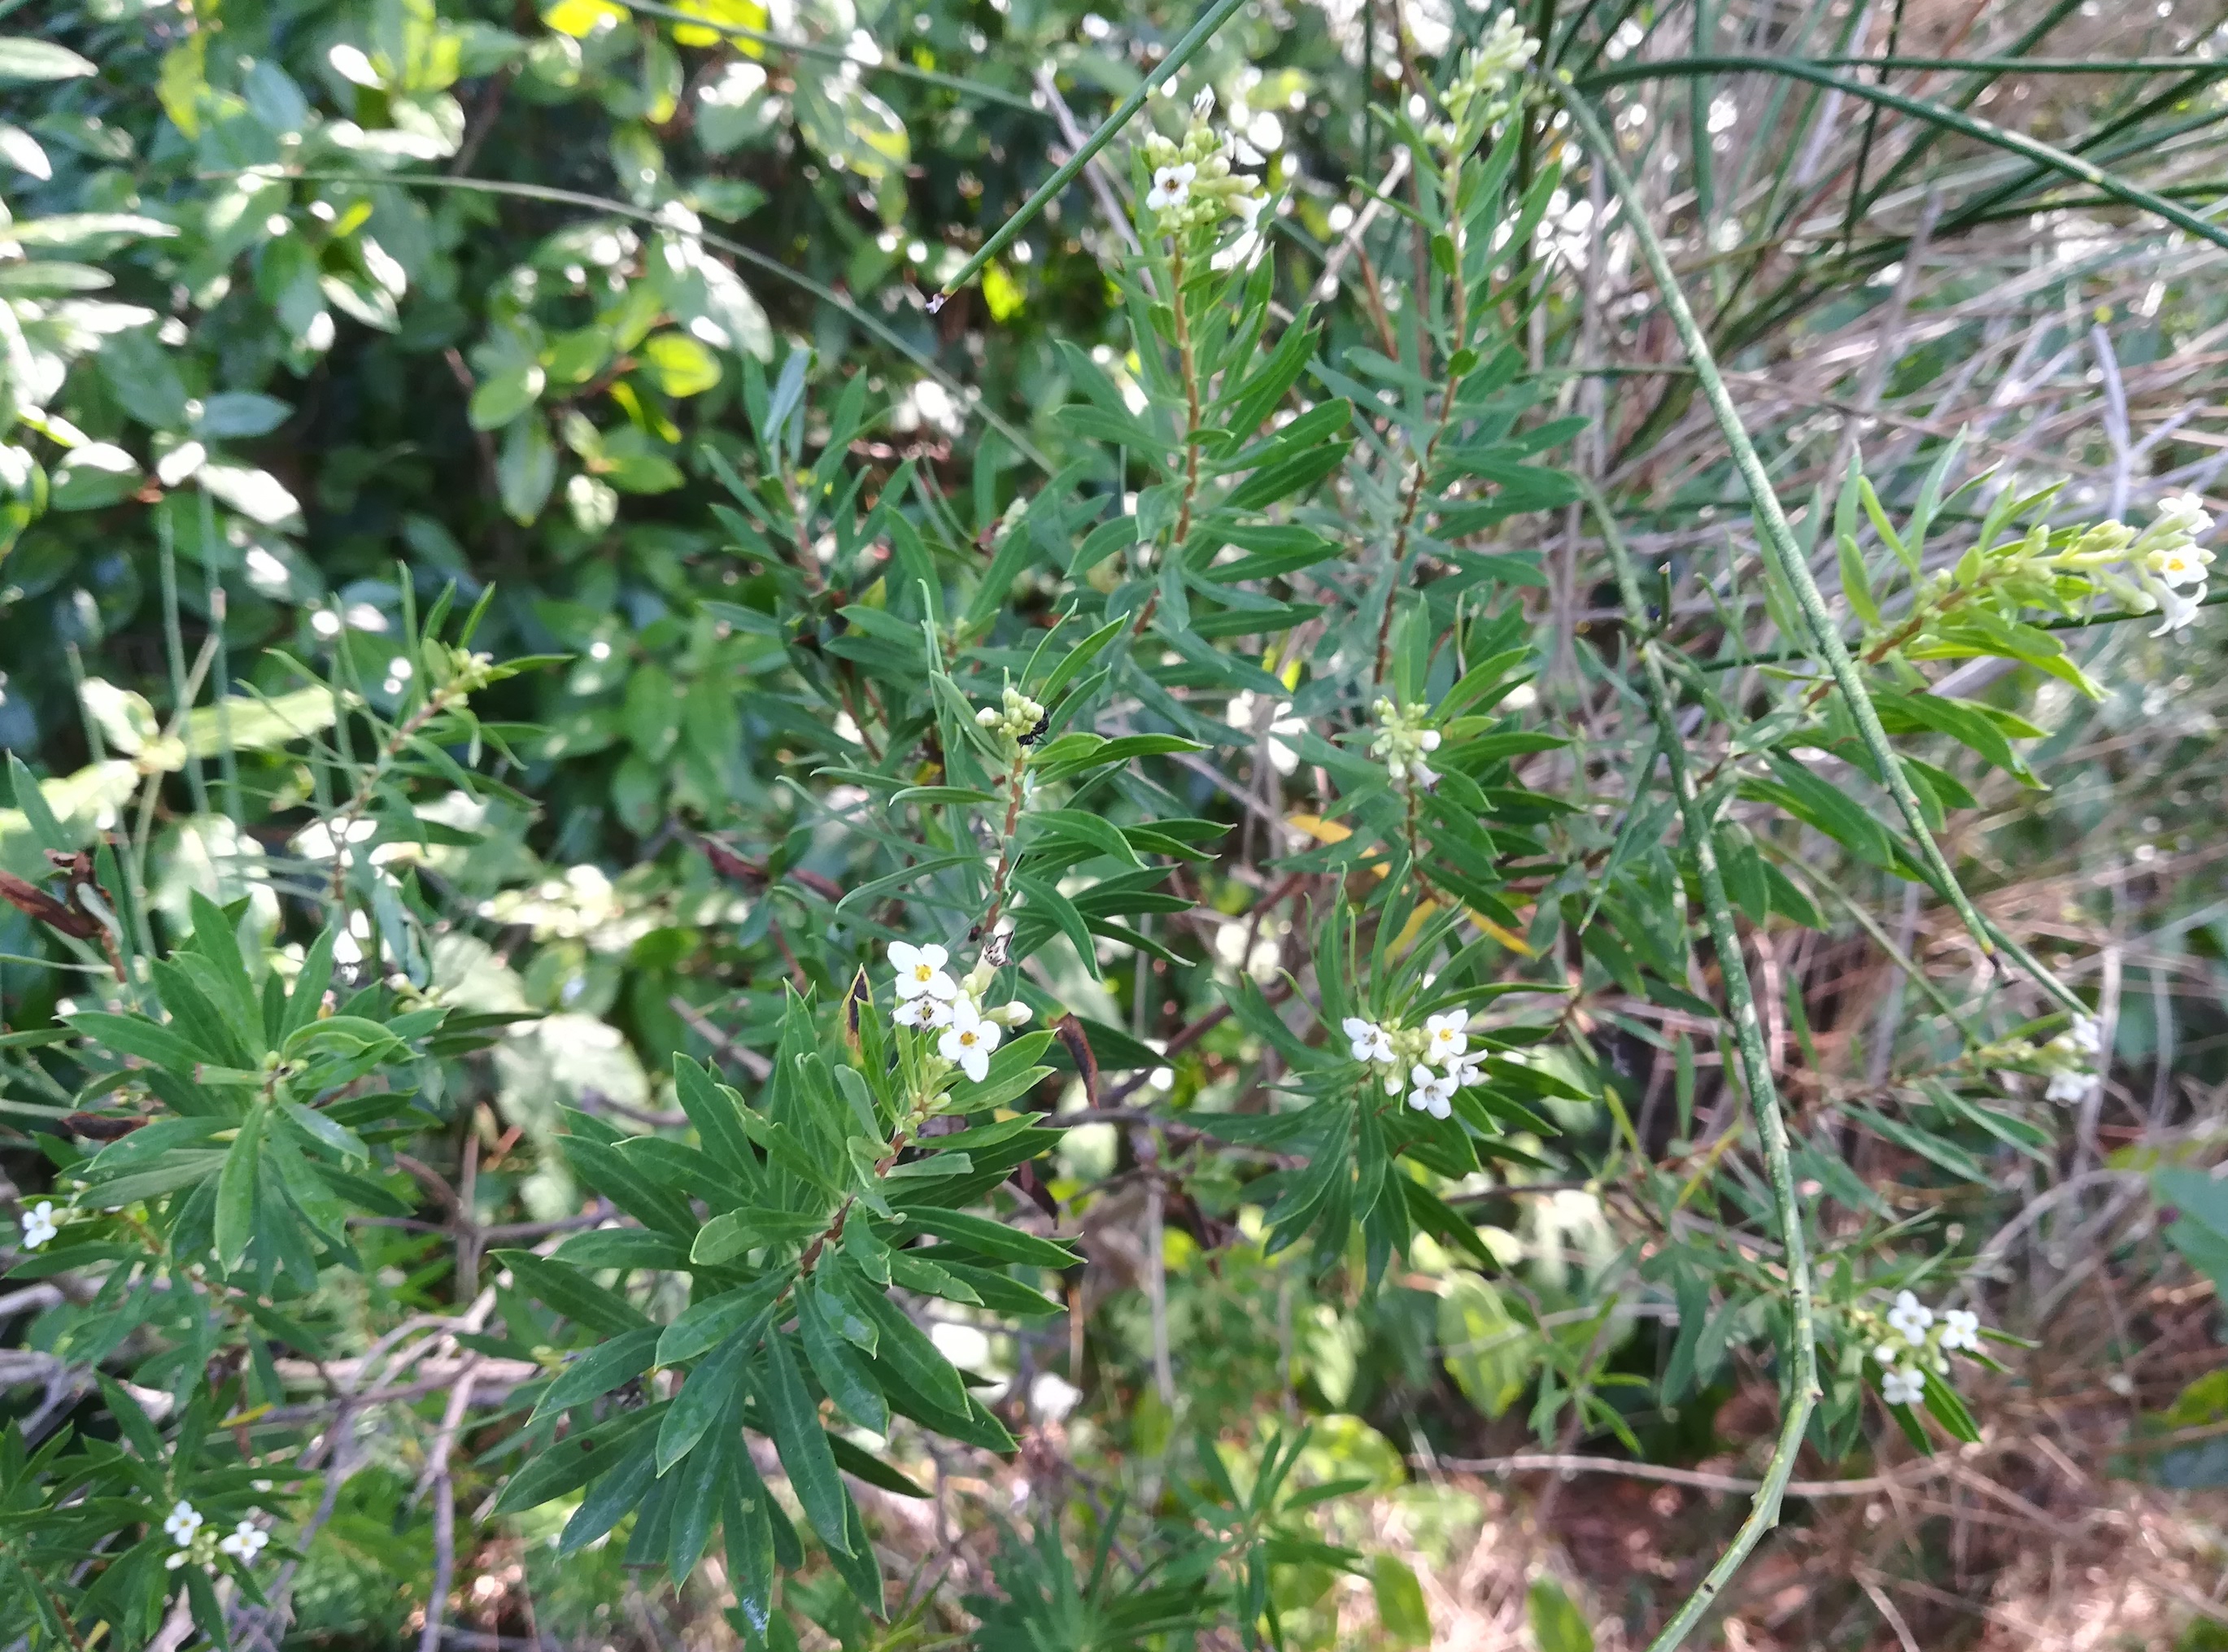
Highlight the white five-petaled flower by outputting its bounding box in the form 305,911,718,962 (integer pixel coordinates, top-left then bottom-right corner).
1406,1064,1456,1120
1939,1308,1982,1353
893,996,954,1031
1146,162,1196,212
216,1519,268,1563
1343,1016,1393,1063
19,1201,57,1250
937,998,1002,1083
2067,1014,2102,1056
2152,582,2205,636
1450,1052,1488,1088
1886,1289,1934,1343
2148,543,2214,588
162,1500,203,1547
2046,1068,2098,1104
1424,1010,1469,1063
2156,490,2213,539
1880,1366,1925,1407
889,941,958,1004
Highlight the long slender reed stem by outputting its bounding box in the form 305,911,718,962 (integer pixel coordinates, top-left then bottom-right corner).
1585,478,1819,1652
1556,84,1995,956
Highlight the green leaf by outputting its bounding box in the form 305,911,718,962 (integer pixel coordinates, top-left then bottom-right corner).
213,1101,265,1271
639,331,723,397
493,1249,652,1338
532,1327,661,1423
892,1207,1079,1270
1526,1576,1594,1652
691,1205,831,1265
1371,1554,1432,1648
657,1275,787,1367
657,1323,757,1474
0,38,98,82
756,1333,852,1554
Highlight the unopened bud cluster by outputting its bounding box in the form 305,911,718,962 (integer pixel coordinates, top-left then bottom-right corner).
1370,698,1442,791
1856,1289,1986,1407
976,684,1045,741
1139,94,1266,236
1427,11,1539,150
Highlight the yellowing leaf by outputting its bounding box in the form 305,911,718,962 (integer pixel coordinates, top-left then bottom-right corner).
665,0,765,47
639,331,722,398
542,0,626,38
981,259,1024,325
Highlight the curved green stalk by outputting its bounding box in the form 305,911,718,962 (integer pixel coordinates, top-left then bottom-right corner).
1582,477,1819,1652
932,0,1251,303
1554,84,1995,959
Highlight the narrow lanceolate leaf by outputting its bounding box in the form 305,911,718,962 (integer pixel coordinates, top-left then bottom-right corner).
892,1207,1079,1271
754,1333,852,1555
656,1324,757,1475
213,1101,265,1270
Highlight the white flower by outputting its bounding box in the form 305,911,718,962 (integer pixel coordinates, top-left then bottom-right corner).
216,1519,268,1563
2148,543,2214,588
889,941,957,1004
1383,1072,1403,1096
1146,162,1196,212
1939,1308,1981,1353
937,998,1001,1083
1880,1366,1925,1407
19,1201,57,1250
1873,1340,1905,1367
2046,1068,2097,1104
1450,1052,1488,1088
1416,729,1442,752
1424,1010,1469,1063
990,1001,1033,1028
162,1501,203,1547
1886,1290,1933,1343
2156,490,2213,540
1407,1064,1455,1119
2067,1014,2101,1056
2151,582,2205,636
1410,758,1440,791
892,996,954,1031
1343,1016,1393,1063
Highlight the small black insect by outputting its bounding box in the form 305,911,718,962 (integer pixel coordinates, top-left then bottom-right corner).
1018,714,1050,746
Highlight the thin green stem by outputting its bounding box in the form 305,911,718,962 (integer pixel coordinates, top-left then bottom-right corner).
1558,84,1995,958
1583,477,1817,1652
932,0,1251,303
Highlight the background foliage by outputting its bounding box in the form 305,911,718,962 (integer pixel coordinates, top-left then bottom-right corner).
5,0,2228,1647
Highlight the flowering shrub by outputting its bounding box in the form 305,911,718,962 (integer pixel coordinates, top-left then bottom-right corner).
0,2,2221,1648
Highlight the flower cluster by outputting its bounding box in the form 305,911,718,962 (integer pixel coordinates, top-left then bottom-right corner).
1972,1013,2100,1105
1138,90,1267,237
163,1498,274,1573
17,1200,58,1250
2032,492,2213,636
1428,11,1539,150
887,942,1031,1082
1860,1289,1985,1408
1369,698,1442,791
1342,1008,1483,1119
975,683,1046,743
